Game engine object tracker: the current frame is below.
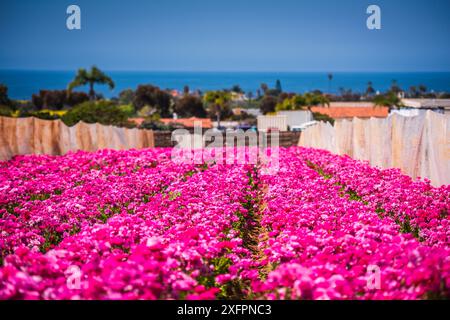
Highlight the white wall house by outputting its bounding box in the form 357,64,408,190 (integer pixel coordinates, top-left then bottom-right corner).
277,110,313,130
257,115,288,132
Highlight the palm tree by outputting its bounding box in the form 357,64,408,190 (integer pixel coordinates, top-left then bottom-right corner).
418,84,427,97
366,81,375,97
390,79,401,94
409,86,418,98
373,92,402,111
68,66,115,101
327,73,333,93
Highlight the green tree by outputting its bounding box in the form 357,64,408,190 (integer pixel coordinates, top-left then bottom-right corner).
68,66,115,101
231,84,244,94
276,95,306,111
303,92,330,109
203,91,231,128
133,85,172,118
118,89,135,105
374,92,401,109
276,93,329,112
418,84,427,96
174,95,206,118
390,79,401,94
259,95,277,114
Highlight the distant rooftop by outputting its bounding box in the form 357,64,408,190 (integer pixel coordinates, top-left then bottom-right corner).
160,117,213,129
328,102,376,108
311,106,389,119
401,99,450,109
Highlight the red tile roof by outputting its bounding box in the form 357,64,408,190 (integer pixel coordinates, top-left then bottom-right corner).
129,118,146,126
160,117,213,129
311,106,389,119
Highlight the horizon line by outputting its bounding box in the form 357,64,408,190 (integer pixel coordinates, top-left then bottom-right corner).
1,68,450,73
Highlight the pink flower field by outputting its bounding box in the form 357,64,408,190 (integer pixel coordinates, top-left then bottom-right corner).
0,147,448,300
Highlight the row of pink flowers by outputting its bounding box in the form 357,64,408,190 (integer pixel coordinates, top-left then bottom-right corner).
0,148,196,258
297,147,449,247
1,151,256,299
252,148,449,299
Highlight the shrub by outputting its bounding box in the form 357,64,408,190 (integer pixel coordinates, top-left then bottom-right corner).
119,89,135,105
373,92,402,108
133,85,172,117
32,90,66,110
203,91,233,121
0,84,11,106
0,105,13,117
66,91,90,107
259,96,277,114
118,104,136,117
173,95,206,118
313,112,335,125
35,111,61,120
32,90,89,110
61,101,129,127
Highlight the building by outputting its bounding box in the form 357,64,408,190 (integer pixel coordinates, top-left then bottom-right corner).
232,107,262,117
395,99,450,116
230,92,247,102
277,110,313,130
243,108,262,118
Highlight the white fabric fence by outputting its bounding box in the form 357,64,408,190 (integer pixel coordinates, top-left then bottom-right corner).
0,117,154,161
299,111,450,186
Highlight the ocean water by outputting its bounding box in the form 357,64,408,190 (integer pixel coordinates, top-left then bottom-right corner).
1,70,450,100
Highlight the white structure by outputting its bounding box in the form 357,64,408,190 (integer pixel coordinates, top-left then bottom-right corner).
299,111,450,187
390,109,424,117
257,115,288,132
212,121,239,129
398,99,450,116
245,108,262,117
277,110,313,130
290,121,318,132
230,92,248,102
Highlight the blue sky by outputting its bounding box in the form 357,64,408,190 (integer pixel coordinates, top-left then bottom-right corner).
1,0,450,71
